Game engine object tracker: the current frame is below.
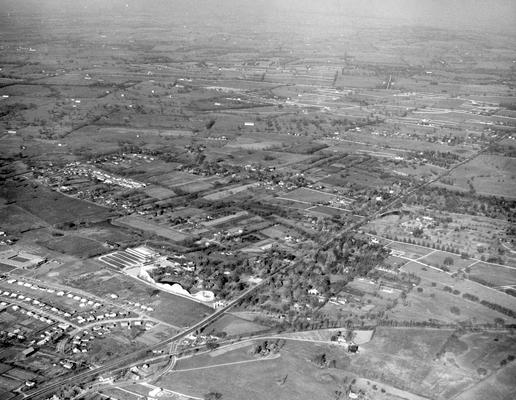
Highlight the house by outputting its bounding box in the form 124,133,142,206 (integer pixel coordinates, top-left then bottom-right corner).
149,387,163,397
308,288,320,296
348,344,359,353
22,347,37,357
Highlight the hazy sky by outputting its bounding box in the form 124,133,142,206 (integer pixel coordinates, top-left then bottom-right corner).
0,0,515,34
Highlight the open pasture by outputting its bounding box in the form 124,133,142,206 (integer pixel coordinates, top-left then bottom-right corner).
386,242,434,259
160,340,352,400
455,363,516,400
279,187,337,204
40,235,106,258
401,261,516,313
308,205,349,217
0,181,112,225
442,155,516,198
142,185,176,200
467,262,516,287
0,204,47,233
147,170,209,188
351,327,476,399
418,251,475,271
114,216,188,242
387,280,514,324
204,313,269,337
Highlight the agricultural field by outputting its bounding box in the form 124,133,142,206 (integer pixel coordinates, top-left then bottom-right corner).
278,187,338,205
158,340,354,400
398,261,516,322
114,216,188,242
386,242,435,260
455,363,516,400
438,155,516,199
39,235,107,258
349,328,516,399
0,181,112,225
467,262,516,288
1,2,516,399
203,313,269,337
0,204,47,233
418,251,476,271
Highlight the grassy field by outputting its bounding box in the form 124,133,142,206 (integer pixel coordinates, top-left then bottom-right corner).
401,261,516,318
98,387,141,400
386,280,515,324
418,251,475,271
468,262,516,287
203,313,269,337
350,327,474,399
148,171,205,187
276,329,374,344
279,187,337,204
387,242,435,259
443,155,516,198
40,235,107,258
0,204,47,233
0,182,112,225
159,340,353,400
308,205,348,216
142,185,176,200
455,363,516,400
114,216,188,242
161,328,514,400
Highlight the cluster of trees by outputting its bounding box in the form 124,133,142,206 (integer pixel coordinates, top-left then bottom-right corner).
241,233,390,328
252,339,285,356
311,352,339,369
409,150,461,168
321,234,391,276
480,299,516,319
151,251,258,299
405,186,515,220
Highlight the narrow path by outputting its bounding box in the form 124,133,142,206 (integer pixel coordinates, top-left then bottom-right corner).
174,353,280,373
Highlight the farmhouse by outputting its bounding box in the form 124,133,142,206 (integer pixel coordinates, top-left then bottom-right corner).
21,347,37,358
348,344,359,353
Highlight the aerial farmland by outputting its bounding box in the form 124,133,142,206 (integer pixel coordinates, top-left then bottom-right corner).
0,0,515,399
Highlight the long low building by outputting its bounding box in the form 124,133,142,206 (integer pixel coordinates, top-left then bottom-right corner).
0,249,46,269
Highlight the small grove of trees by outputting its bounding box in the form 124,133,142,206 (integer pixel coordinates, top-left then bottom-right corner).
463,293,479,302
450,306,461,315
443,256,454,266
311,353,338,369
204,392,223,400
252,339,285,356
